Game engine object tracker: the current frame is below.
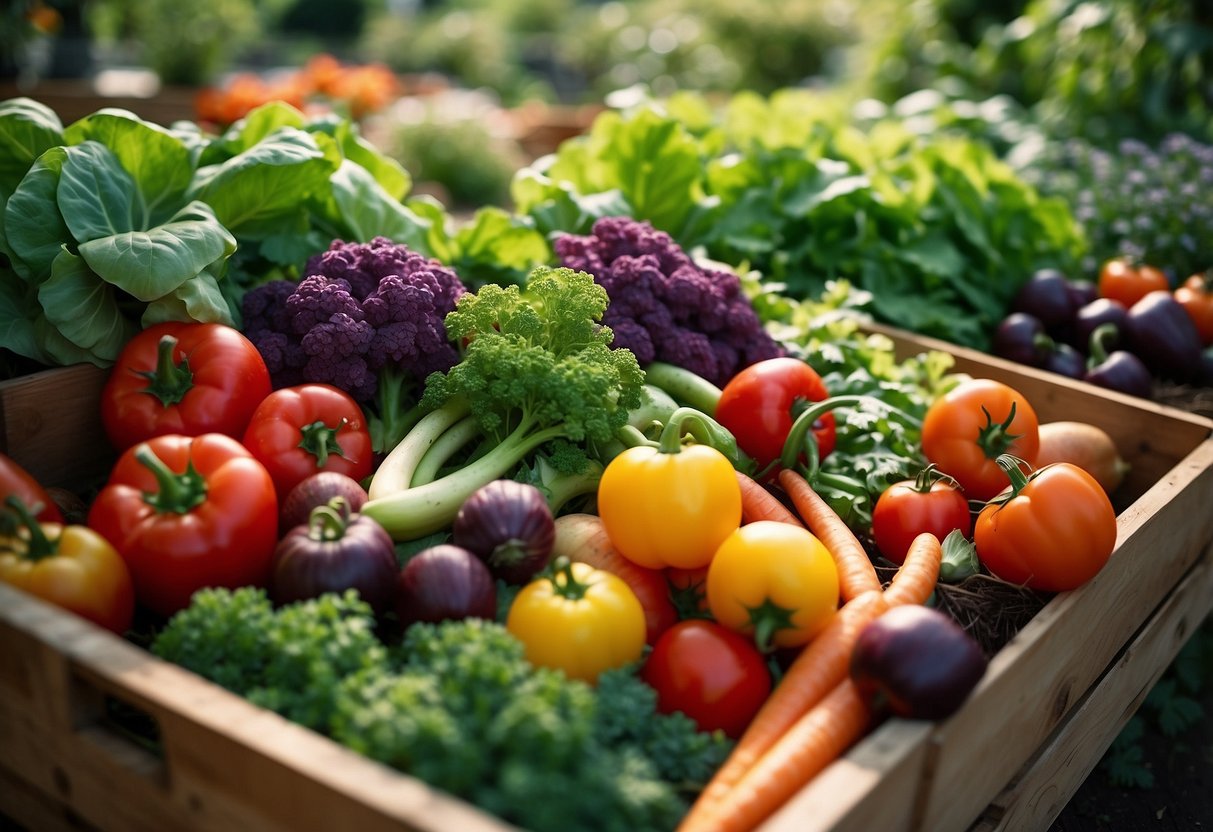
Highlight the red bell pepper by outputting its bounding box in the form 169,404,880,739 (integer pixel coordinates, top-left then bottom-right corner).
100,322,272,452
87,433,278,617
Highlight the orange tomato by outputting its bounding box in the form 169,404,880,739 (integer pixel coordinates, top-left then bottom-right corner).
1098,257,1170,308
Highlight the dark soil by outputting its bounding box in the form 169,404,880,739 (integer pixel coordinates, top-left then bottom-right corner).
1049,682,1213,830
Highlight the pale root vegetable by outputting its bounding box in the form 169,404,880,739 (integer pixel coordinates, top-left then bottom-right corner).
1034,421,1130,494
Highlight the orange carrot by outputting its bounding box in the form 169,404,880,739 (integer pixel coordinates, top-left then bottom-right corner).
687,589,888,825
735,470,803,526
883,531,943,607
778,469,881,600
678,679,873,832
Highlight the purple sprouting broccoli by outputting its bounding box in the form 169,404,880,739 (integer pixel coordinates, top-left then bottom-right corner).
241,237,467,452
554,216,784,392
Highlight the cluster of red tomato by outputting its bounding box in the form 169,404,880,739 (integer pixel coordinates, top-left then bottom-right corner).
872,378,1119,593
1,321,375,633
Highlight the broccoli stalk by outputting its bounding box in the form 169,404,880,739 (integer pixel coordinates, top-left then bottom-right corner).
362,267,645,541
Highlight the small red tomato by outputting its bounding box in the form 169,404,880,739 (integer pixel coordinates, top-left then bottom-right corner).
871,467,972,565
1,451,63,523
241,384,373,498
641,619,772,738
716,357,836,473
1097,258,1170,308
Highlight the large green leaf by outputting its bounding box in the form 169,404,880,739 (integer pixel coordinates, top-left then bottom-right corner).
0,97,63,199
57,141,139,241
306,115,411,201
142,271,235,327
77,201,236,302
64,109,193,222
4,146,70,283
326,161,430,252
189,127,335,231
0,271,50,364
38,248,138,363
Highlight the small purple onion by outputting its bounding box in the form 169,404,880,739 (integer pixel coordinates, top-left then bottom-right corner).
279,471,369,534
452,480,555,584
396,544,497,627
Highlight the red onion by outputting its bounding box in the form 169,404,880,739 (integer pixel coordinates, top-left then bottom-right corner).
452,480,555,584
396,544,497,627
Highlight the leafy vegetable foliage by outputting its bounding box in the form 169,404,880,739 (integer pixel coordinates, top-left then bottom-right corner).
152,588,731,832
512,90,1084,350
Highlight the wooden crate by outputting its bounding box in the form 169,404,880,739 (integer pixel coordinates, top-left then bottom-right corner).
2,328,1212,832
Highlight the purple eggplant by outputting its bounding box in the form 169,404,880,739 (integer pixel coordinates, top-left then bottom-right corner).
1012,268,1077,329
452,480,556,584
849,604,988,721
1039,340,1086,380
1083,324,1154,399
992,313,1048,366
1066,280,1099,310
1124,290,1205,381
271,497,399,614
1069,298,1129,354
396,544,497,627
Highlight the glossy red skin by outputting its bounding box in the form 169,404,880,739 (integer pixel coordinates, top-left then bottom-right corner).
101,322,272,452
0,451,63,523
716,357,836,470
641,619,772,738
241,384,373,498
87,433,278,618
871,479,972,565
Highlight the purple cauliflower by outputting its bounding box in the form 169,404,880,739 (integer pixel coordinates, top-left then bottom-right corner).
241,236,467,450
553,216,784,387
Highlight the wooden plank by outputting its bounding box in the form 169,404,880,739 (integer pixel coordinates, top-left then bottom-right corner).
0,585,515,832
913,438,1213,832
969,544,1213,832
0,363,112,489
760,720,934,832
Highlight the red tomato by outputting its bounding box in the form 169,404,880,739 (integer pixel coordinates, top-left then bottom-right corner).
921,379,1040,502
641,619,772,738
716,357,836,472
974,461,1117,592
241,384,374,498
1174,272,1213,346
1098,258,1170,308
871,468,972,565
100,322,272,452
87,433,278,618
0,451,63,523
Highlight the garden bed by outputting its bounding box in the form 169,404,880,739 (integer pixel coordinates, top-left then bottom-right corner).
2,324,1212,832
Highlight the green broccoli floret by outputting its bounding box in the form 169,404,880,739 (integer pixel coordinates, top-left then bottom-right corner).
151,588,386,732
361,266,646,540
331,619,697,832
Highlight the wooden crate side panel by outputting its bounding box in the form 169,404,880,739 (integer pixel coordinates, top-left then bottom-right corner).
915,439,1213,832
0,364,112,488
0,585,515,832
970,544,1213,832
760,720,933,832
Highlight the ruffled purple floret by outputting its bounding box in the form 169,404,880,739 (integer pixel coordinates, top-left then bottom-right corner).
240,236,466,402
554,217,783,387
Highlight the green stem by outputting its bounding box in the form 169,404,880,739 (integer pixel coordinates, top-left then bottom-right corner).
367,399,471,500
298,419,348,469
2,495,57,561
779,394,921,472
410,415,483,486
643,362,724,417
135,445,207,514
361,420,569,540
545,556,590,600
138,334,193,407
307,497,351,542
